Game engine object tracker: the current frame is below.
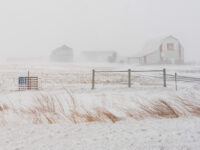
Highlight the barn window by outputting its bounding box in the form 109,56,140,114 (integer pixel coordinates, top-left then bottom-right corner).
167,43,174,50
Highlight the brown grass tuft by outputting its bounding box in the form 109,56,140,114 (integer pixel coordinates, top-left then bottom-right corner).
95,107,122,123
2,91,200,126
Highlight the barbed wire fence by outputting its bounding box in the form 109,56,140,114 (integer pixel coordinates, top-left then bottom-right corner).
91,69,167,89
0,69,199,92
91,69,200,91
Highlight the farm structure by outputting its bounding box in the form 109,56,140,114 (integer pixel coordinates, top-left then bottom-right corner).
81,51,117,63
50,45,73,62
128,36,184,64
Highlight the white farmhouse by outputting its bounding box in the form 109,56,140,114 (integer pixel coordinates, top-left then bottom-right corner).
130,36,184,64
50,45,73,62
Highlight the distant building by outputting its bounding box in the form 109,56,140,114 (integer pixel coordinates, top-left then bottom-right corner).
50,45,73,62
129,36,184,64
81,51,117,63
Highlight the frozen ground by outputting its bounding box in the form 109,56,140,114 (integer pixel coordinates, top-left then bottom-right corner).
1,118,200,150
0,63,200,149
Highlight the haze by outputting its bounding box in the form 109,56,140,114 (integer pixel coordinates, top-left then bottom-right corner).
0,0,199,61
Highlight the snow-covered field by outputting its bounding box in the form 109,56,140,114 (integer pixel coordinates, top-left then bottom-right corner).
0,63,200,149
1,118,200,150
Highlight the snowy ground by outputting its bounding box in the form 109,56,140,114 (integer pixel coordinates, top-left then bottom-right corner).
1,118,200,150
0,63,200,149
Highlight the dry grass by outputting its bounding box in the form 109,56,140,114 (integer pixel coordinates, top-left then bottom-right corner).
176,97,200,117
138,100,180,118
123,98,200,120
0,91,200,125
94,107,122,123
0,104,9,112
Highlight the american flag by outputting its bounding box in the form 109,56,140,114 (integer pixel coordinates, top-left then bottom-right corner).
18,77,38,90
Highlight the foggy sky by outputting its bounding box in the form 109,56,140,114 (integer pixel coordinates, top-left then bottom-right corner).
0,0,199,61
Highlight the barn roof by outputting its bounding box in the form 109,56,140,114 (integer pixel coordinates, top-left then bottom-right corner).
135,35,178,57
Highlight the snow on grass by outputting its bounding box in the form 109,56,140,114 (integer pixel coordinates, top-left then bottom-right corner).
0,87,199,125
0,63,200,149
0,63,199,125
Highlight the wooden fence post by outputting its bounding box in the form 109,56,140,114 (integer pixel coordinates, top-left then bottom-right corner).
92,69,95,89
163,68,166,87
175,72,177,91
128,69,131,88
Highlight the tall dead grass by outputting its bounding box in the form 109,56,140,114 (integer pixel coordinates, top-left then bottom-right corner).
1,91,200,125
123,98,200,120
27,95,200,124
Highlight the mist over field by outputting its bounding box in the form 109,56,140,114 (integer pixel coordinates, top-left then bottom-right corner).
0,0,199,62
0,0,200,150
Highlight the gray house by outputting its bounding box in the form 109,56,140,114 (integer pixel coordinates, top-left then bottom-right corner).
50,45,73,62
129,36,184,64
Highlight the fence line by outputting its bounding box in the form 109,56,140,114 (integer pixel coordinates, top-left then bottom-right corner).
165,74,200,82
95,70,128,73
91,69,200,90
131,70,163,73
91,69,166,89
8,69,199,91
163,73,200,90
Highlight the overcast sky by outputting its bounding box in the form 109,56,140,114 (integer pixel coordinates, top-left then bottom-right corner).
0,0,199,61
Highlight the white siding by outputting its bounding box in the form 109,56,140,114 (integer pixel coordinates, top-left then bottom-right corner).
141,36,184,64
162,37,180,64
146,50,160,64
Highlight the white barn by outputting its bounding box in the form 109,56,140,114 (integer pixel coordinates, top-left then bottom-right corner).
50,45,73,62
130,36,184,64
